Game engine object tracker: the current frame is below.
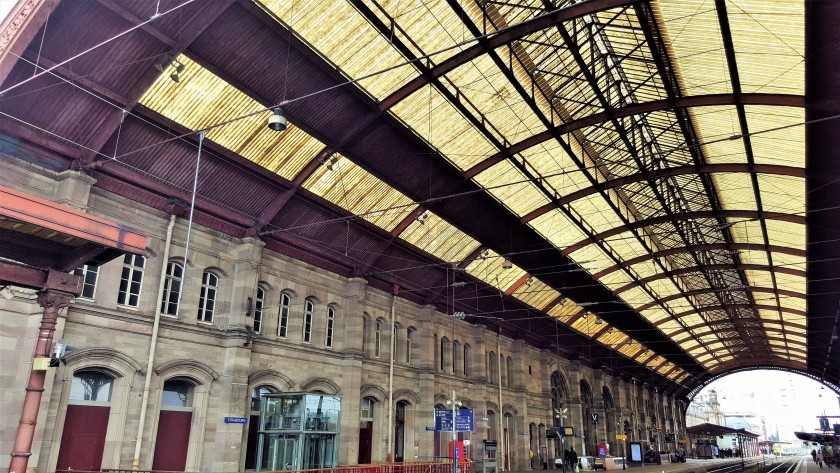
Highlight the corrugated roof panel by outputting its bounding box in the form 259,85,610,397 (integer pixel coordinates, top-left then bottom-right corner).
597,329,626,347
446,53,544,145
524,142,589,195
764,220,805,250
690,106,745,164
547,297,583,319
775,272,805,294
729,219,765,246
475,160,549,217
745,106,805,167
465,249,526,292
712,173,758,211
758,174,804,215
399,211,481,263
652,0,731,95
727,0,804,95
302,154,416,231
617,343,642,358
376,0,470,65
512,278,562,311
530,209,589,250
259,0,417,100
640,307,670,325
390,84,496,170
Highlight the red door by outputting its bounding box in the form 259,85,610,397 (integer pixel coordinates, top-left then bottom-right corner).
56,405,110,471
152,411,192,471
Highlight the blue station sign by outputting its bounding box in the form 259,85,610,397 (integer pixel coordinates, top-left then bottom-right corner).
224,416,248,424
434,408,474,432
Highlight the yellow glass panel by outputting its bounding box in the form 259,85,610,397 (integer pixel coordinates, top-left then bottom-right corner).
303,155,416,231
548,297,584,319
512,278,562,311
655,1,731,96
139,55,321,180
399,212,480,263
712,173,757,211
758,174,804,215
618,343,642,358
259,0,417,99
690,106,744,165
476,160,549,217
530,209,589,252
465,250,526,292
765,220,805,250
568,193,625,235
727,1,804,95
391,84,495,170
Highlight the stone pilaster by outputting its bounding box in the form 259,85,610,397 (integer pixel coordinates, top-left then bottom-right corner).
54,170,96,210
341,278,367,355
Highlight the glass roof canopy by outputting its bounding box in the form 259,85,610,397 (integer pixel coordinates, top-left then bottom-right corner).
138,0,805,386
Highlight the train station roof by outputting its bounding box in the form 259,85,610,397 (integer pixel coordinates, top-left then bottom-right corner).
0,0,837,398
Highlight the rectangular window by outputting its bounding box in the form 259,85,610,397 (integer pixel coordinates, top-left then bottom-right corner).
117,254,145,307
406,329,413,365
303,299,313,343
253,286,265,333
160,262,183,316
325,306,335,347
197,272,218,323
374,321,382,358
73,264,99,299
278,293,290,337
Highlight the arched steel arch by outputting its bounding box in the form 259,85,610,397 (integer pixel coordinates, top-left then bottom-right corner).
635,286,806,312
518,163,804,224
561,211,805,256
592,243,805,279
686,366,840,399
613,263,805,295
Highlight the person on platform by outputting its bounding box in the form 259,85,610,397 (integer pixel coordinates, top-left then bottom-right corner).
817,449,824,468
570,447,578,470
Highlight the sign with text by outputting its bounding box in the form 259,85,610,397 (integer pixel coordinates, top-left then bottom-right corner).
591,413,599,425
616,434,627,440
435,408,474,431
224,416,248,424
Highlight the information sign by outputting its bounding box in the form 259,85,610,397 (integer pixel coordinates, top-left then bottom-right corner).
224,416,248,424
616,434,627,440
435,408,474,431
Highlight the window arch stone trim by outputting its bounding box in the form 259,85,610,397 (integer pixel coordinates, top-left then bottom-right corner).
300,377,340,394
486,401,500,412
360,384,387,402
393,389,420,405
154,359,219,385
249,369,295,391
63,347,144,376
502,404,518,415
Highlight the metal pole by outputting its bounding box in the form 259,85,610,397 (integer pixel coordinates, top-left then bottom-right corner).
387,285,398,462
453,389,458,473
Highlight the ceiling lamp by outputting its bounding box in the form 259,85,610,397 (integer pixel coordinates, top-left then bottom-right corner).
416,210,429,224
169,61,185,83
268,108,288,132
502,256,512,270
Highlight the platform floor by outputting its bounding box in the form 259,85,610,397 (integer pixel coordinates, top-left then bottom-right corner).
507,455,804,473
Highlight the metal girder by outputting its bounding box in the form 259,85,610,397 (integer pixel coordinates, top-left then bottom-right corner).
635,286,806,312
464,94,803,179
613,263,805,295
562,210,805,255
676,331,806,351
376,0,642,111
520,163,804,223
665,304,807,324
592,243,805,279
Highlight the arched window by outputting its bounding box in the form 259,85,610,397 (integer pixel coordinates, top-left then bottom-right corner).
117,254,145,307
488,351,498,383
440,337,448,372
161,261,183,316
375,319,382,357
463,344,470,377
303,299,314,343
251,385,276,412
362,314,369,355
487,410,497,440
325,305,335,347
197,271,218,323
406,328,414,364
361,397,376,420
506,356,513,387
452,341,460,374
161,379,194,409
253,286,266,333
70,370,114,402
278,292,291,337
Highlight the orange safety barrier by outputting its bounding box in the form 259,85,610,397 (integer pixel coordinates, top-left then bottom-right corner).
57,460,474,473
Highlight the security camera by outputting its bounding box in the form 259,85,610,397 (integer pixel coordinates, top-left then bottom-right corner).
268,108,288,132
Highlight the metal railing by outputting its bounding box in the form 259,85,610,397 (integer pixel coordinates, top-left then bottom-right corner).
57,460,466,473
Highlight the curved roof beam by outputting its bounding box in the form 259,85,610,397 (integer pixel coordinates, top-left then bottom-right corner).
465,94,804,180
561,210,805,255
520,163,804,223
377,0,640,111
635,286,806,312
669,318,806,337
685,367,840,399
663,304,807,323
592,243,805,279
678,330,806,350
613,263,805,295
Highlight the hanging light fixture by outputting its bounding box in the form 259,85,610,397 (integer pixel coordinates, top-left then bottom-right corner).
268,108,288,132
169,61,185,83
502,256,512,270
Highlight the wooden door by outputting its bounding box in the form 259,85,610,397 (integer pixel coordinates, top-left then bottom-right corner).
56,405,110,471
358,421,373,464
245,414,260,470
152,410,192,471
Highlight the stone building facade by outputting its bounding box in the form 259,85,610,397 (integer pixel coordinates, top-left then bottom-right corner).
1,155,688,473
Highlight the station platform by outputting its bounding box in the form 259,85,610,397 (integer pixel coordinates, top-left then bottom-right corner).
506,456,802,473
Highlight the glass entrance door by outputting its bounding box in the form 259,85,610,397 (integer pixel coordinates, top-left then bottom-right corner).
302,434,336,469
259,434,298,471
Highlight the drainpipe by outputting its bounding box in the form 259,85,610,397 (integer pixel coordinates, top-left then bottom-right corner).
386,284,399,462
132,214,176,470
